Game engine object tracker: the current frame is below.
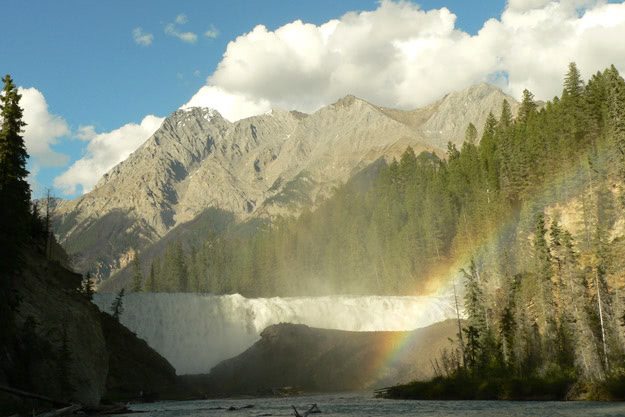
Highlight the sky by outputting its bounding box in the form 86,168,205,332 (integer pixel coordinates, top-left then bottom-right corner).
2,0,625,199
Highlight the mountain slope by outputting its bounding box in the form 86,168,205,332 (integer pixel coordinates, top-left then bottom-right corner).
54,83,517,285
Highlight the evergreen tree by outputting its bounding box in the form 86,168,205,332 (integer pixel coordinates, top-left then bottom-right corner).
564,62,584,98
465,123,478,144
110,288,125,321
606,65,625,207
0,75,30,272
518,89,537,124
462,259,486,371
173,240,188,292
79,272,95,301
0,75,29,341
131,252,143,292
533,213,556,338
145,260,157,292
499,100,513,129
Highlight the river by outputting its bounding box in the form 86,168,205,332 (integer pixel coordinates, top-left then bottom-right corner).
117,392,624,416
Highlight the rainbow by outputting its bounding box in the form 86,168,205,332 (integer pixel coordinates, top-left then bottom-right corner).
368,142,615,385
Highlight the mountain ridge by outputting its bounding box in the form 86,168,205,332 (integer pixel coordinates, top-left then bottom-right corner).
53,82,518,285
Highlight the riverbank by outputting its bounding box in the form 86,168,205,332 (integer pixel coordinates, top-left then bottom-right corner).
378,374,625,401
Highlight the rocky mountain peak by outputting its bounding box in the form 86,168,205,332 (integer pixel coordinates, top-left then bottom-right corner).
331,94,372,110
420,82,518,147
173,106,223,120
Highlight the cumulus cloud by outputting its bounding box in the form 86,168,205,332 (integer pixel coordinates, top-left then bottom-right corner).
175,14,188,25
74,125,97,141
507,0,552,11
133,27,153,46
165,23,197,43
182,0,625,119
54,115,164,195
204,25,219,38
19,87,70,167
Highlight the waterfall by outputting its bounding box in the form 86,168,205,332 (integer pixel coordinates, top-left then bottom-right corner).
93,293,456,375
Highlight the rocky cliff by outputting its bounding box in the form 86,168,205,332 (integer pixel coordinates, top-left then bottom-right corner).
191,320,459,396
0,244,189,414
54,83,518,286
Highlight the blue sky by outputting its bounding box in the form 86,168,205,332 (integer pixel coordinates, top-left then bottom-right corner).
2,0,624,199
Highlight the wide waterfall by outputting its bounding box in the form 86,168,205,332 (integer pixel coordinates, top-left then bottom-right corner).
93,293,456,375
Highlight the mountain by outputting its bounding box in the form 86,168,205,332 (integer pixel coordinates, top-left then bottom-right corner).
53,83,518,286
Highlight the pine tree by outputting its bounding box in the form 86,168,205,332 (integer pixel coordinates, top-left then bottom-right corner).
499,100,513,129
518,89,537,124
131,252,144,292
173,241,188,292
533,213,557,361
462,259,486,371
0,75,29,342
79,272,95,300
145,261,157,292
110,288,125,321
465,123,478,145
606,65,625,207
479,112,500,194
0,75,30,275
564,62,584,98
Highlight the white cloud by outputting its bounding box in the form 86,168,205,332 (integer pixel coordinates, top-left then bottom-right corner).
204,25,219,38
175,14,188,25
193,70,201,77
53,115,164,195
133,27,153,46
165,23,198,43
19,87,70,167
179,0,625,120
74,125,97,141
26,164,42,197
507,0,552,11
50,0,625,198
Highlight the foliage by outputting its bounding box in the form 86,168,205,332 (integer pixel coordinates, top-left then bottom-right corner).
110,288,125,321
131,252,143,292
79,272,95,301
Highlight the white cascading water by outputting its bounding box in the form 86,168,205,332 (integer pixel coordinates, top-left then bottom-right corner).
93,293,457,375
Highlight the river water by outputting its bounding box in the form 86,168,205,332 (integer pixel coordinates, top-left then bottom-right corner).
118,392,624,416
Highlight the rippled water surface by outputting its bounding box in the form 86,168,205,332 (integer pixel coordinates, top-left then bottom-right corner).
120,392,625,417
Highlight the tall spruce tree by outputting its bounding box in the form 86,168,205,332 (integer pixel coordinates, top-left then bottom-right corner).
0,75,30,340
0,75,30,275
465,123,478,145
131,252,144,292
518,89,537,124
110,288,125,321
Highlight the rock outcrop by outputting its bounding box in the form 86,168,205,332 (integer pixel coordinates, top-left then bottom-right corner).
0,244,190,414
192,320,459,396
53,83,518,286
